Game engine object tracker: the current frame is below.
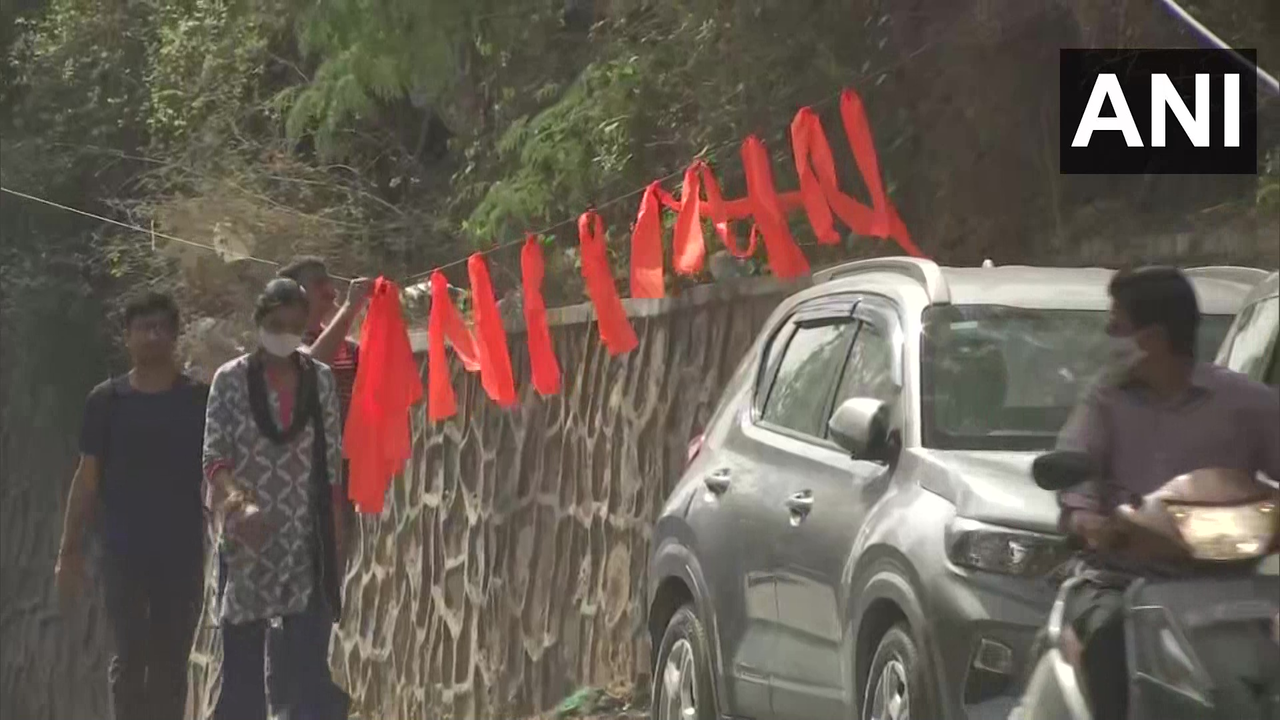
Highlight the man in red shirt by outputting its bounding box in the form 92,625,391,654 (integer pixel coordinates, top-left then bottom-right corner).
279,258,371,422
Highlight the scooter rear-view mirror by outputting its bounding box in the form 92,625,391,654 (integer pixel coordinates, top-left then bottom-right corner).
1032,450,1097,491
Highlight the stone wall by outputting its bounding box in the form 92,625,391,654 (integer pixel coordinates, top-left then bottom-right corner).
0,386,113,720
181,276,800,720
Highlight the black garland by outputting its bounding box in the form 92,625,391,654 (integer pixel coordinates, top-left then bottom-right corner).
246,351,319,444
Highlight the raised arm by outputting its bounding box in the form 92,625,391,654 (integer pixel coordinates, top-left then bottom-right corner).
306,278,371,364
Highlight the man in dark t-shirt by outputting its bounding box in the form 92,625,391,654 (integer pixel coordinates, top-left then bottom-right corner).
55,292,208,720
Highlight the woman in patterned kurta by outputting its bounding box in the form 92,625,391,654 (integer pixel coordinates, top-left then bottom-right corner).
204,278,346,720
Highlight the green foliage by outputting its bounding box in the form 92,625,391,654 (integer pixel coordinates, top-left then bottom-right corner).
552,685,632,717
453,0,895,252
146,0,281,149
284,0,564,157
4,0,150,182
461,56,648,243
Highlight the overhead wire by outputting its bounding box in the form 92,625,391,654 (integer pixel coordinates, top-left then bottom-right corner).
0,186,501,294
0,186,361,283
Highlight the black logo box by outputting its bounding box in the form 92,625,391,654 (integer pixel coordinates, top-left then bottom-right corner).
1060,49,1258,175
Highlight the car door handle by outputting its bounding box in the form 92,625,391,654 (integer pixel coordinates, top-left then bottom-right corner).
785,490,815,515
703,468,732,494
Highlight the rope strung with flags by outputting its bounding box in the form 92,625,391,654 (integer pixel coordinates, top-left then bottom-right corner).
4,81,931,519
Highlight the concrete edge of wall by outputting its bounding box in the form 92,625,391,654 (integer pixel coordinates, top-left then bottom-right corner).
408,274,808,353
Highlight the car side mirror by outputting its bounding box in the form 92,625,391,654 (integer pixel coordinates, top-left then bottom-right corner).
1031,450,1098,491
828,398,891,461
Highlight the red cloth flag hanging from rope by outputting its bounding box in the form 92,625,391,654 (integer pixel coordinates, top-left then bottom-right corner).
630,182,667,298
633,158,754,284
790,107,843,245
698,161,758,259
426,269,486,421
579,210,639,355
788,90,923,257
521,235,562,396
344,284,388,508
427,270,458,421
741,135,810,279
839,89,891,239
626,87,921,286
832,89,923,257
344,277,423,514
630,181,684,296
468,253,518,407
439,290,480,374
672,163,706,275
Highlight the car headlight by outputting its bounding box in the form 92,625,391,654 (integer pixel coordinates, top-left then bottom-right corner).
1166,500,1277,561
945,518,1070,576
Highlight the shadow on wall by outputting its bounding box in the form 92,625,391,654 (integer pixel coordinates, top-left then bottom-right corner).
0,431,113,719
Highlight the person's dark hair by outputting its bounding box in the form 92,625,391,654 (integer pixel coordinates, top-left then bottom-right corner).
278,256,328,284
1108,266,1200,357
254,278,309,324
123,291,180,331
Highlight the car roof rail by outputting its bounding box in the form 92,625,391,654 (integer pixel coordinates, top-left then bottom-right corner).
1182,266,1271,287
812,256,951,304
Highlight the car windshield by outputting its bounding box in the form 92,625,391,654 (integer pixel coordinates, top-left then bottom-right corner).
921,305,1233,451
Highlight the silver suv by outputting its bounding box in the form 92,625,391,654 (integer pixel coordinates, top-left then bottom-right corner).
647,259,1258,720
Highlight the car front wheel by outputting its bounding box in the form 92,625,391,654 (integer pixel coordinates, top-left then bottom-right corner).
652,604,718,720
862,623,935,720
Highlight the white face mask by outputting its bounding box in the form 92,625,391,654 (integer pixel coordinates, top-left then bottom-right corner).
259,330,302,358
1099,334,1146,382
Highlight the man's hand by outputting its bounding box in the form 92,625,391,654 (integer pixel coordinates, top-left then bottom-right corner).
54,549,85,610
346,277,373,309
1069,510,1122,550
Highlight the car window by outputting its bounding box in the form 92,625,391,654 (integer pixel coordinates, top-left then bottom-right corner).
761,321,858,438
922,305,1110,451
755,322,796,412
1223,297,1279,385
1197,313,1233,367
832,322,897,411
